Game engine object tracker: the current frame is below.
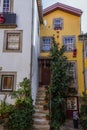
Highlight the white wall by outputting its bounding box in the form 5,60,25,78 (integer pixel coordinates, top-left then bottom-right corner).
0,0,32,87
0,0,40,104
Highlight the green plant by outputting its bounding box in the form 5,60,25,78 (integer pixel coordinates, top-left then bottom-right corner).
50,38,72,129
6,77,34,130
44,96,49,102
45,85,49,90
43,104,48,110
0,98,14,118
0,102,13,115
45,90,49,96
46,113,50,120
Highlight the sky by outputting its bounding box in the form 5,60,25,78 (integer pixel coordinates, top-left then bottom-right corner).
42,0,87,33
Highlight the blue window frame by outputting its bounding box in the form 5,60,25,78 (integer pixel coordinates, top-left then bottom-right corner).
53,18,63,30
63,36,76,51
41,37,52,52
3,0,10,12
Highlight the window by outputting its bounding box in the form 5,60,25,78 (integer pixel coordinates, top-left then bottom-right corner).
53,18,63,30
41,37,53,52
67,97,78,110
69,61,77,88
63,36,76,51
3,30,23,52
3,0,10,12
3,0,13,13
0,72,16,92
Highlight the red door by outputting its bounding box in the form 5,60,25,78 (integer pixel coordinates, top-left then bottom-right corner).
42,67,50,85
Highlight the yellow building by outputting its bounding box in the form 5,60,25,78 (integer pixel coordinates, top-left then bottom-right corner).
39,2,84,118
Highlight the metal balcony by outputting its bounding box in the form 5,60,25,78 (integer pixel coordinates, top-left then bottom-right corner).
0,13,17,28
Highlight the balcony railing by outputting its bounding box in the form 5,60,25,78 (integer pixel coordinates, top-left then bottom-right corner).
0,13,17,28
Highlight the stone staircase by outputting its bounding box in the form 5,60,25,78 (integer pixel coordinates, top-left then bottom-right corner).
33,86,50,130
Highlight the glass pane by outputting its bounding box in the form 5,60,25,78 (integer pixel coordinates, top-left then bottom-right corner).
67,97,77,110
7,33,20,50
8,42,19,49
42,37,52,51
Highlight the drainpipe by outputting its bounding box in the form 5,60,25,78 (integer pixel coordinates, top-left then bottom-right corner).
30,0,34,83
82,36,86,93
78,34,87,93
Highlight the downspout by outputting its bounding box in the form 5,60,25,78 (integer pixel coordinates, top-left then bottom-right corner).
82,36,86,93
30,0,34,86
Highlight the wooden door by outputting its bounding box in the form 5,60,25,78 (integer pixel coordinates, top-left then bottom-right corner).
42,67,50,85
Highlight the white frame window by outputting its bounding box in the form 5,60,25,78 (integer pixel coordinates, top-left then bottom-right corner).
0,72,16,92
3,0,10,12
3,30,23,52
53,18,63,30
41,37,53,52
7,33,20,50
63,36,76,51
69,61,77,88
2,0,13,13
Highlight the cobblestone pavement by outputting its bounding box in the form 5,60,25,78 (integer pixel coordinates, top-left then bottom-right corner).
60,119,83,130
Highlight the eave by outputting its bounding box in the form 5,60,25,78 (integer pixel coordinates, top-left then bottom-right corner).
37,0,43,23
44,2,83,16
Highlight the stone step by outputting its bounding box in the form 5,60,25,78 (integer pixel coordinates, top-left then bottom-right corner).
35,104,43,110
36,97,45,101
33,113,46,118
33,124,50,130
33,86,50,130
35,100,45,105
37,92,46,96
33,118,49,125
38,88,46,92
34,109,49,114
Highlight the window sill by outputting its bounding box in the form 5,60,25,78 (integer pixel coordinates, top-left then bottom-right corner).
0,24,17,28
54,27,62,30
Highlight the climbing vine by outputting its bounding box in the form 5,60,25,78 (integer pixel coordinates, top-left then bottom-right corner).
50,38,71,130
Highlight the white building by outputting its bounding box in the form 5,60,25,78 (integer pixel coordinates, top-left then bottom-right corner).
0,0,43,104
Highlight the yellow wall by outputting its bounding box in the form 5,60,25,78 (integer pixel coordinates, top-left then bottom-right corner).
40,9,84,95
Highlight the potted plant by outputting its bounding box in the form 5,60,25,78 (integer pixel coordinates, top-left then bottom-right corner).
44,96,49,103
0,99,14,119
45,85,49,90
46,113,50,120
45,90,49,97
43,104,48,110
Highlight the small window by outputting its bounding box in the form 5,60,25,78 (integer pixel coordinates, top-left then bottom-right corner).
3,0,13,13
1,75,14,91
0,72,16,92
3,0,10,12
41,37,53,52
63,36,76,51
3,30,23,52
53,18,63,30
